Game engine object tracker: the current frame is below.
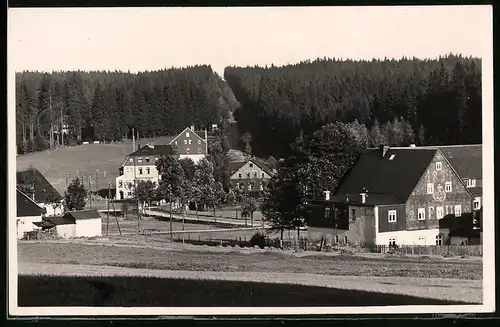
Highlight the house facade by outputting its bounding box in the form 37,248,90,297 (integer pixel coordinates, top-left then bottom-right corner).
169,126,209,164
16,189,44,239
34,209,102,239
228,157,276,194
115,144,172,200
306,146,475,246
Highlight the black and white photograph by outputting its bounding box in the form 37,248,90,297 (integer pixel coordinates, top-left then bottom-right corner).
8,5,494,316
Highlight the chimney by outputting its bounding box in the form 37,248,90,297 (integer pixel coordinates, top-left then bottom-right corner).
379,145,390,157
205,128,208,140
324,190,331,201
190,124,195,131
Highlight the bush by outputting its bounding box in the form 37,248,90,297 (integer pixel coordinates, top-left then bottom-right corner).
250,232,267,248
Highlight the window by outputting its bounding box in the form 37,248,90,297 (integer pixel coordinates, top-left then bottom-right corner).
260,183,264,191
146,168,150,175
155,158,159,161
351,209,356,222
186,132,190,137
198,140,201,144
436,162,442,170
344,236,348,244
189,139,192,145
454,205,462,217
184,140,188,145
388,237,396,246
246,172,250,178
175,141,178,145
248,182,254,191
436,206,444,219
198,148,202,153
334,235,339,243
325,207,331,219
388,210,397,223
445,205,449,215
436,234,443,246
445,182,452,193
418,208,426,220
238,173,242,179
417,236,425,242
138,168,143,175
466,179,476,188
129,158,133,163
473,198,481,210
127,192,132,196
249,163,254,168
138,157,143,163
186,148,190,154
427,183,434,194
253,172,257,178
145,157,150,163
262,173,265,178
428,206,434,219
389,154,395,160
119,181,123,188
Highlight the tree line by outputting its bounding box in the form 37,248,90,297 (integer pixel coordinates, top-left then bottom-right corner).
224,54,482,159
16,66,240,154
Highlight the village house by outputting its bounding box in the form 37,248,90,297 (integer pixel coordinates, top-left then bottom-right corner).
115,125,213,200
33,209,103,239
306,145,477,247
228,157,277,196
16,169,64,216
16,189,44,239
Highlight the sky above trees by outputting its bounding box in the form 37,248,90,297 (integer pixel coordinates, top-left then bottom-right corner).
8,6,491,77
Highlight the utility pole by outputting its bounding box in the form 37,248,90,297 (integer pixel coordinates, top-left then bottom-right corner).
132,127,136,152
169,190,173,242
96,169,99,195
65,172,68,190
88,176,92,209
106,182,111,236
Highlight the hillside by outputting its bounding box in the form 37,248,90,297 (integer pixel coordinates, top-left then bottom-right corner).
224,54,482,158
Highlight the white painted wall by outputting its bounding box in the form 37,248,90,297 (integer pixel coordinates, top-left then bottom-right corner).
16,215,42,239
75,218,102,237
56,224,76,239
41,203,64,216
375,228,450,246
230,161,272,180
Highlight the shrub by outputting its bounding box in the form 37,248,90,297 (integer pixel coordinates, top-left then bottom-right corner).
250,232,268,249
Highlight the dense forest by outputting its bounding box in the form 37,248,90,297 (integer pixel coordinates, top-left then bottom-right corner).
224,54,482,158
15,66,240,154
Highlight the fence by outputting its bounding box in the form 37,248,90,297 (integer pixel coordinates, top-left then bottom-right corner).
367,244,483,256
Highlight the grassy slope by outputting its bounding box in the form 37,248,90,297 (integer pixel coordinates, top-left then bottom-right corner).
16,137,173,194
18,242,482,280
18,275,471,307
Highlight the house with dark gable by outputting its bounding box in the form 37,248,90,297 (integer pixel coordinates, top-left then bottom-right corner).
16,169,64,216
306,145,476,247
228,157,277,196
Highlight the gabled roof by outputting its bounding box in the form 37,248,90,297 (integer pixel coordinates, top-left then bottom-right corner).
127,144,173,157
264,155,279,169
17,189,44,217
335,148,438,205
227,157,276,177
420,145,482,179
16,169,62,203
64,209,102,221
169,127,207,146
44,215,75,226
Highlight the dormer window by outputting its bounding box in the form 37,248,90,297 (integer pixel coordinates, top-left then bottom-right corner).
436,162,442,170
389,154,395,160
466,179,476,188
129,158,133,163
138,157,143,163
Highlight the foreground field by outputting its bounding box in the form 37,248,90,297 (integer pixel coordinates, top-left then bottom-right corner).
17,239,483,305
18,265,477,306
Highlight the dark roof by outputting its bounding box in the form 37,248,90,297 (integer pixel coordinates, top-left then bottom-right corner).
33,221,55,228
64,209,102,220
264,156,279,168
128,144,173,157
323,193,405,206
335,148,438,204
468,187,483,196
227,161,245,174
16,169,62,203
17,189,44,217
421,145,482,179
45,215,75,226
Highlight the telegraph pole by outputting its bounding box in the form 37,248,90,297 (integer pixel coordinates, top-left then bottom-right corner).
88,176,92,209
65,172,68,190
169,189,173,242
106,182,111,236
96,169,99,195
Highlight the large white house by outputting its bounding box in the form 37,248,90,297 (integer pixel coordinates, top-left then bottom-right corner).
115,126,211,200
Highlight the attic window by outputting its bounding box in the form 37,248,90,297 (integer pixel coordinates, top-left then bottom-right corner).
198,140,201,145
249,163,254,168
388,154,395,160
436,162,442,170
186,132,190,138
